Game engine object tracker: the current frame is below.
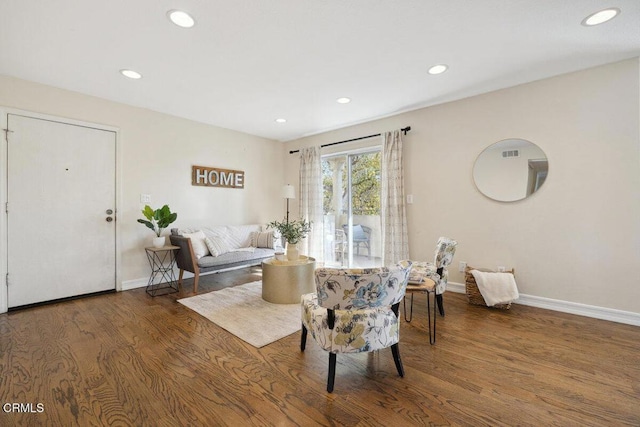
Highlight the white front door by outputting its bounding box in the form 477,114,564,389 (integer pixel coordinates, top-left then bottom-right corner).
7,114,116,307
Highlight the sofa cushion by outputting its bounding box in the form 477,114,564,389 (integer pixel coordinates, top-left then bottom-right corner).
224,225,263,248
183,230,209,259
197,248,274,269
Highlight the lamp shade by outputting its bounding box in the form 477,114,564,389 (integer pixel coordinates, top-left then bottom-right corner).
282,184,296,199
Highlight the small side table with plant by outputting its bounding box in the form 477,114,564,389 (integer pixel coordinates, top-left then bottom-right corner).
137,204,180,296
137,204,178,248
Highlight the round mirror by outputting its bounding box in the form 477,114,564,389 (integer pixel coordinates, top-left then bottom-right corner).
473,138,548,202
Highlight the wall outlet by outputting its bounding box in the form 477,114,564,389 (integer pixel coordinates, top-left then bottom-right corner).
459,261,467,272
498,266,506,272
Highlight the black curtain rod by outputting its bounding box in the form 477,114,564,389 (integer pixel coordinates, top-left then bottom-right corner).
289,126,411,154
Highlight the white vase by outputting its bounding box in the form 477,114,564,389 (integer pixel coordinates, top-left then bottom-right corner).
153,236,165,248
286,242,299,261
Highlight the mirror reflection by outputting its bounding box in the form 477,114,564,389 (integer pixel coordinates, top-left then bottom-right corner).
473,138,548,202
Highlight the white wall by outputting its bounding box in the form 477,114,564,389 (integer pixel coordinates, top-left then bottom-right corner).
0,75,283,302
1,58,638,317
283,58,640,315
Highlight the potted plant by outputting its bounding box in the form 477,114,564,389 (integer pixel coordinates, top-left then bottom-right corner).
267,218,311,260
137,204,178,248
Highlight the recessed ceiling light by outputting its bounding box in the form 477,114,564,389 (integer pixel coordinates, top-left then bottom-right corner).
428,64,448,75
582,8,620,26
120,69,142,79
167,10,196,28
275,118,287,124
336,97,351,104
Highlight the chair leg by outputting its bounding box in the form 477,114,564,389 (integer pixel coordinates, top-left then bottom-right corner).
178,269,184,289
193,271,200,294
427,291,437,345
327,353,337,393
301,324,308,351
436,294,445,317
403,294,414,322
391,343,404,377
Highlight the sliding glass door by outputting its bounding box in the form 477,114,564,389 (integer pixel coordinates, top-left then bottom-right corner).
322,149,381,268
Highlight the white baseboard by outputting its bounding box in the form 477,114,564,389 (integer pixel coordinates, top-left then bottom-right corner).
447,281,640,327
447,282,466,294
121,278,148,291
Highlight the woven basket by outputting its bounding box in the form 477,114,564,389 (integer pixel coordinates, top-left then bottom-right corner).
465,266,515,309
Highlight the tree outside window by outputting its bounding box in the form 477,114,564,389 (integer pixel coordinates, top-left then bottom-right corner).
322,151,381,215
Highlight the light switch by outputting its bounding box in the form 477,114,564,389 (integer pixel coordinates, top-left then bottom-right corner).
406,194,414,204
140,194,151,203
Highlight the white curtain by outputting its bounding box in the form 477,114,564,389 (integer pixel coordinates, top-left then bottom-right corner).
381,130,409,265
299,146,324,263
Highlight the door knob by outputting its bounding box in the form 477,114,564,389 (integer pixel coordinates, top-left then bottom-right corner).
106,209,113,215
106,217,113,222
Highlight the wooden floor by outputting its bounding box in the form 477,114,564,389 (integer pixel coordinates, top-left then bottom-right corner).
1,268,639,426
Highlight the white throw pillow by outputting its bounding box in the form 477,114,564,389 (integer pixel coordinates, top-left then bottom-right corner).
205,236,230,257
183,230,210,259
250,230,275,249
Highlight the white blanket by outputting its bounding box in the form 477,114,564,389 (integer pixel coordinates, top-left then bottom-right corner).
470,270,519,307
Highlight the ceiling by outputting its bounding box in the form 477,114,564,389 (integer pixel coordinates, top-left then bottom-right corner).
1,1,639,142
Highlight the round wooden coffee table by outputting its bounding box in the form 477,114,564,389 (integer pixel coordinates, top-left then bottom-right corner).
261,256,316,304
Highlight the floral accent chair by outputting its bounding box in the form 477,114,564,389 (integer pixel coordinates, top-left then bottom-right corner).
301,260,413,393
404,237,457,344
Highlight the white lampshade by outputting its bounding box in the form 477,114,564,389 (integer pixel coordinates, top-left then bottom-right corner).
282,184,296,199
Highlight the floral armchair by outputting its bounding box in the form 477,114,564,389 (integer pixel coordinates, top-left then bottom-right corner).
301,260,413,393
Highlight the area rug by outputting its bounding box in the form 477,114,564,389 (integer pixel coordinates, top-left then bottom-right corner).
178,281,301,348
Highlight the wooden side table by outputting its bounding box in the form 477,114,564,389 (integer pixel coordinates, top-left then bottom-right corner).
262,256,316,304
404,261,439,344
144,245,180,296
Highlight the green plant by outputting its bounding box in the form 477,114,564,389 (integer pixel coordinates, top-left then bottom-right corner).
267,218,311,245
137,205,178,237
322,152,381,215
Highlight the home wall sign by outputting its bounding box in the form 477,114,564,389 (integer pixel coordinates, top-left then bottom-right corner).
192,165,245,189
